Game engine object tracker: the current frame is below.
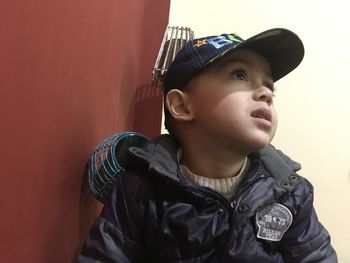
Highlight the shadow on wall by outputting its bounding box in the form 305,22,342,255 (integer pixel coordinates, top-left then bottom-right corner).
131,84,163,136
78,165,102,251
76,0,168,257
77,83,163,252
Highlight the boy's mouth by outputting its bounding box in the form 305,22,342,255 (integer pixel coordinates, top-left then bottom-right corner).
251,108,272,122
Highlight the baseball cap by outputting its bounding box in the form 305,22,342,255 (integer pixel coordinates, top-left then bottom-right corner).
163,28,304,93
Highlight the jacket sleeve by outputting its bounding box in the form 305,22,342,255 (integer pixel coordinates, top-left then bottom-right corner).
78,172,147,263
279,183,337,263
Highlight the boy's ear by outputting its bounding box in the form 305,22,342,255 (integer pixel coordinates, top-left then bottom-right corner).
165,89,194,122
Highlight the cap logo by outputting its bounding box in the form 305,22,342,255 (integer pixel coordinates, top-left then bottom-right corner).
193,39,208,47
207,36,233,49
227,34,243,43
193,34,243,50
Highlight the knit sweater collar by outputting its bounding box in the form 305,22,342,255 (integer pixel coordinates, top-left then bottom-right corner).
177,148,249,200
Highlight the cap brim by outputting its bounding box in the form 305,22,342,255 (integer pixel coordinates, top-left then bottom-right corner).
211,28,305,82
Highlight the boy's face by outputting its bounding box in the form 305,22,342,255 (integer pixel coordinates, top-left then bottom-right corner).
185,49,278,153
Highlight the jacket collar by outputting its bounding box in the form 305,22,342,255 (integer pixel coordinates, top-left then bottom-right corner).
126,134,301,188
127,134,182,183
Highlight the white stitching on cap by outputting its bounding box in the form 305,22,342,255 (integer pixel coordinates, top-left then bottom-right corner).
185,41,200,69
191,41,205,66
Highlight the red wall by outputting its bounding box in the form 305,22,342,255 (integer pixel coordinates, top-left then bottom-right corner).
0,0,170,262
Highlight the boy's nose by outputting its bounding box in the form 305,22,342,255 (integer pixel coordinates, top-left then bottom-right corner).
254,86,274,105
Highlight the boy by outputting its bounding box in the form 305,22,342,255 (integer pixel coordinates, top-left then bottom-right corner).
79,28,337,262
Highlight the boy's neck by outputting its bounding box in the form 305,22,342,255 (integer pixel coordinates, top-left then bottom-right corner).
180,144,247,179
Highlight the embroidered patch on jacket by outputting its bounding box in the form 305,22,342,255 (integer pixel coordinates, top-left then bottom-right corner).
255,203,293,242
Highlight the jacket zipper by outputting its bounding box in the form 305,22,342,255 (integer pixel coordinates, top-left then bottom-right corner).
174,170,265,213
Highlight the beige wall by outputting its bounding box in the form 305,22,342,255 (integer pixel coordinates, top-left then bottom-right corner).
167,0,350,261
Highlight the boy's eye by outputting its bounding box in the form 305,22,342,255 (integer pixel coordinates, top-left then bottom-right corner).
231,71,247,81
265,82,275,93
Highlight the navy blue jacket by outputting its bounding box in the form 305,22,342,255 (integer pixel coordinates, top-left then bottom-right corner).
79,135,337,262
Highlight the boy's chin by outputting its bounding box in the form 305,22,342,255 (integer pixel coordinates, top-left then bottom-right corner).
245,134,274,152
